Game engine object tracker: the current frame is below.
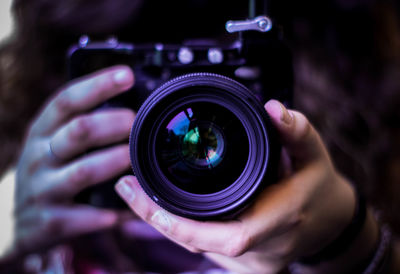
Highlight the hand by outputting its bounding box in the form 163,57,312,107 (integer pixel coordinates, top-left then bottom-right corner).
115,100,357,273
13,66,135,256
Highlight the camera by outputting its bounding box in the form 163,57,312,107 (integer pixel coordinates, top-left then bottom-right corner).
69,15,293,219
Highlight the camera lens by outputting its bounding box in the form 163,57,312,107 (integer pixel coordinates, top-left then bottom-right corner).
156,102,249,194
130,73,279,219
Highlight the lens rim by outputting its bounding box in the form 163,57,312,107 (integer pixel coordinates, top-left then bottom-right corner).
130,73,277,219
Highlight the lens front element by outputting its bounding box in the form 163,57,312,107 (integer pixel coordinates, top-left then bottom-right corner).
156,102,249,194
181,119,223,169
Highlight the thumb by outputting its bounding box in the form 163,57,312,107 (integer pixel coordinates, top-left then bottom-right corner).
265,100,329,164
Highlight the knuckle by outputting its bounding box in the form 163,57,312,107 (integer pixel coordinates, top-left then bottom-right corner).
54,91,73,113
69,164,94,186
26,160,40,176
223,227,251,257
172,225,196,246
69,116,92,142
28,140,51,173
291,210,305,228
285,201,305,227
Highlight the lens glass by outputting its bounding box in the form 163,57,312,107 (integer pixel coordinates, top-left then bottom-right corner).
156,102,249,194
181,119,224,169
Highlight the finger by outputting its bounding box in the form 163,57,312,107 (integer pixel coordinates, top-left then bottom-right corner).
31,65,134,136
22,144,131,205
265,100,329,164
16,205,118,254
50,108,135,161
120,219,171,240
115,176,251,257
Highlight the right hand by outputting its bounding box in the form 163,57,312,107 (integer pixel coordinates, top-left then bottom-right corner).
13,65,135,256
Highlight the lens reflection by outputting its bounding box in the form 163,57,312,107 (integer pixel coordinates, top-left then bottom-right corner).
180,119,224,169
156,102,249,194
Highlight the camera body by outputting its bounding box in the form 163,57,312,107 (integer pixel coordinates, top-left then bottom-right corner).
68,16,292,110
69,15,293,218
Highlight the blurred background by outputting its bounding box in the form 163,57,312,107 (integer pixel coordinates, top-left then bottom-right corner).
0,0,15,256
0,0,13,39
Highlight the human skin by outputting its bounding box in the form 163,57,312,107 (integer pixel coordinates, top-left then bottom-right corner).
13,66,135,256
10,66,380,273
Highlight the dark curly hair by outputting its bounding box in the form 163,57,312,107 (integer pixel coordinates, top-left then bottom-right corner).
270,0,400,231
1,0,400,232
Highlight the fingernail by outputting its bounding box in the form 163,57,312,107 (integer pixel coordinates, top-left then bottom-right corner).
151,210,171,233
266,100,293,125
115,178,135,204
113,69,130,85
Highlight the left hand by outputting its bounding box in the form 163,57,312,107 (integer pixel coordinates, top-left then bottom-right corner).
12,66,135,257
115,100,356,274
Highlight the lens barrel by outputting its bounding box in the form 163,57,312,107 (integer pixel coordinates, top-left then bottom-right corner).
130,73,279,219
